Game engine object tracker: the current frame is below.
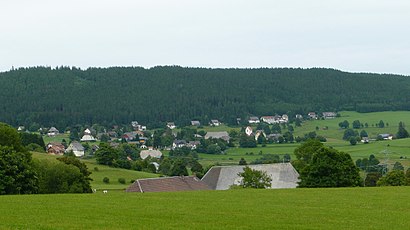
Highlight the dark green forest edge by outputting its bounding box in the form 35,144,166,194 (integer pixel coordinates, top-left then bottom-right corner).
1,66,410,129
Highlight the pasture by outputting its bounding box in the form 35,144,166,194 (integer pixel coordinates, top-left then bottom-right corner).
198,111,410,168
32,152,158,190
1,187,409,229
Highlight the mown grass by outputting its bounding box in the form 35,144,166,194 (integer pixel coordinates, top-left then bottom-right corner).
0,187,409,229
198,111,410,168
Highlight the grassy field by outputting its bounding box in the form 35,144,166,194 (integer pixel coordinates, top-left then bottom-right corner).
1,187,409,229
197,111,410,168
32,152,158,190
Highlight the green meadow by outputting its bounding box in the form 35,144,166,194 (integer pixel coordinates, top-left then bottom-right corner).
198,111,410,168
32,152,158,190
1,187,409,229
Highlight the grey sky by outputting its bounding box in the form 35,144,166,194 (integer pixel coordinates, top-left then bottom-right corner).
1,0,409,75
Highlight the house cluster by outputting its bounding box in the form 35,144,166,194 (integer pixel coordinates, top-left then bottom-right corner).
246,115,289,124
245,126,281,141
307,112,337,119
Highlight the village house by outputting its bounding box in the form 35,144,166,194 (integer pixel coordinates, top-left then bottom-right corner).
209,119,221,126
139,149,163,160
46,142,65,155
66,141,85,157
378,134,393,140
204,131,230,142
131,121,146,131
248,116,260,124
47,127,59,137
191,120,201,126
187,141,201,150
81,128,96,142
254,130,266,141
322,112,337,119
260,116,275,124
245,126,253,136
295,114,303,119
166,122,176,129
172,140,187,149
307,112,318,119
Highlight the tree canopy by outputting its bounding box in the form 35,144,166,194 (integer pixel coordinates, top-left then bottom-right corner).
295,140,361,188
1,67,410,128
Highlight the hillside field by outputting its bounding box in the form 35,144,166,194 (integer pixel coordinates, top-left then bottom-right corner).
198,111,410,168
32,152,158,190
1,187,409,229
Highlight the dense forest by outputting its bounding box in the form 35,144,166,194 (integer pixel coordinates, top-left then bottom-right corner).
1,66,410,129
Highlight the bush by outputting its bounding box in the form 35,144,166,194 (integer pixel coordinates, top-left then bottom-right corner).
94,167,99,171
103,177,110,184
118,178,126,184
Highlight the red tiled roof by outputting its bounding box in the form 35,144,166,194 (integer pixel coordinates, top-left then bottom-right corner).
126,176,211,193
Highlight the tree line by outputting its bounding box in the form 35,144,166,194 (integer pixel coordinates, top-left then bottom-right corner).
1,66,410,129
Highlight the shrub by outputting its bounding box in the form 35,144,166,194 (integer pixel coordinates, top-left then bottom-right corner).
103,177,110,184
94,167,99,171
118,178,126,184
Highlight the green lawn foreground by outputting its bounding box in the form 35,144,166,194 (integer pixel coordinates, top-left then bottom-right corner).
0,187,409,229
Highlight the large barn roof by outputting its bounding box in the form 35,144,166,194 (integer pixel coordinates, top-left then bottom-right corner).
201,163,300,190
126,176,211,193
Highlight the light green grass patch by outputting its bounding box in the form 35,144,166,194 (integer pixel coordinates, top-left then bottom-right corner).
0,187,409,229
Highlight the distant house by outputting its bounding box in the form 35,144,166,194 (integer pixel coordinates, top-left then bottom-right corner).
122,132,137,142
322,112,337,119
260,116,275,124
191,120,201,126
187,141,201,150
47,127,59,137
245,126,253,136
166,122,176,129
295,114,303,119
236,118,242,125
307,112,318,119
172,140,187,149
131,121,146,131
81,128,96,142
46,142,65,155
254,130,266,141
66,141,85,157
248,116,260,124
17,126,25,132
140,149,163,160
267,133,282,142
204,131,230,142
209,120,221,126
201,163,299,190
126,176,211,193
361,137,369,143
378,134,393,140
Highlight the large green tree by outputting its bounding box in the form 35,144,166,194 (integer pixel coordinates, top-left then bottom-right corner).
396,121,409,139
238,166,272,189
0,123,38,194
298,146,361,188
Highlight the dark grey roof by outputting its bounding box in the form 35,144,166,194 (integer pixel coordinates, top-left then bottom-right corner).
201,163,299,190
126,176,211,193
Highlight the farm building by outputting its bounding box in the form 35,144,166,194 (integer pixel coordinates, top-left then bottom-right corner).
140,149,162,160
201,163,300,190
126,176,211,193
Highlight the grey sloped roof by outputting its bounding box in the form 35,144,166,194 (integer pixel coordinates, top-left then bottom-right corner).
201,163,299,190
204,131,230,141
126,176,211,193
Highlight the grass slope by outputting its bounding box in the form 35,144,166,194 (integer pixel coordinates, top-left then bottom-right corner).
31,152,158,190
199,111,410,168
1,187,409,229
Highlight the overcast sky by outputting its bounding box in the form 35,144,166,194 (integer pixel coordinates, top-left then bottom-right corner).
1,0,409,75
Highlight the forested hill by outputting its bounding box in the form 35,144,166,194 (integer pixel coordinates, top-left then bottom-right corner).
1,66,409,129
